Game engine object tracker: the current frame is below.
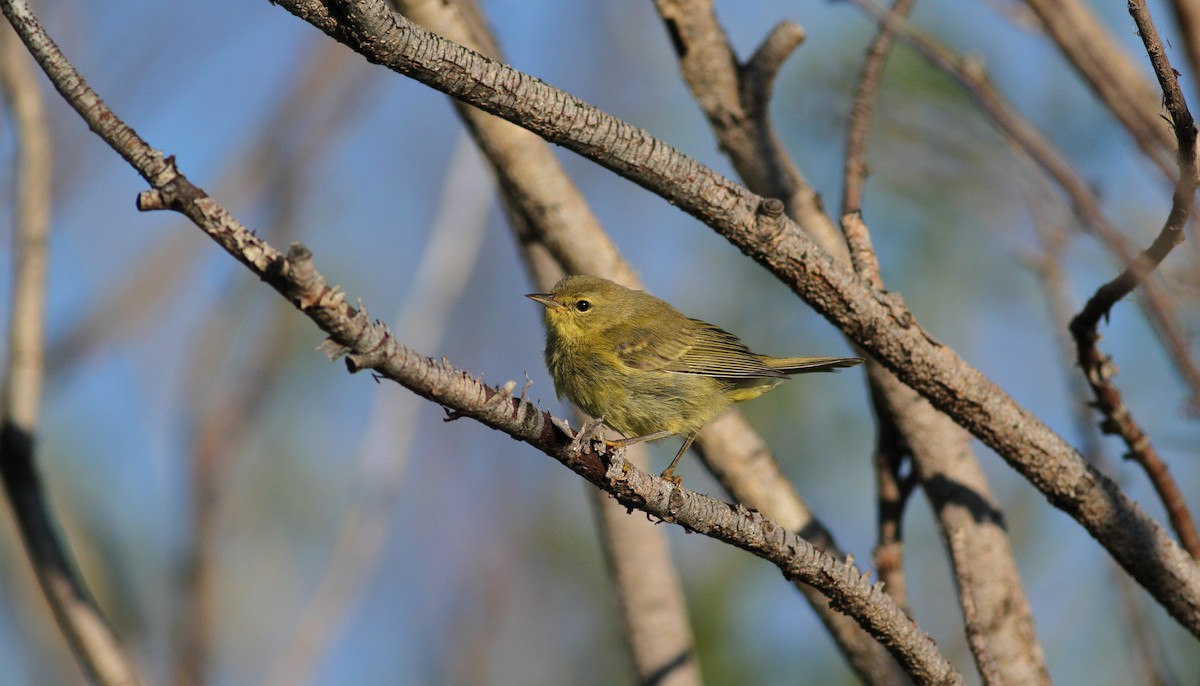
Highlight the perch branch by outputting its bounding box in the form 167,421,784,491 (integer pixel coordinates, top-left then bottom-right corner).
256,0,1200,635
0,1,961,681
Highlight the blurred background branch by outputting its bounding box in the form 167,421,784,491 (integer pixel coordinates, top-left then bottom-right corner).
265,134,493,686
0,21,143,686
381,1,703,683
655,0,1049,681
0,0,1198,683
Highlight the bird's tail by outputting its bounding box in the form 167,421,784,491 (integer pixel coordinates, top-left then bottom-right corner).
759,355,863,374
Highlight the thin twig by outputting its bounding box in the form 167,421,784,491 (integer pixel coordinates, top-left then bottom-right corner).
1068,0,1200,560
842,0,916,217
1169,0,1200,101
1022,181,1177,686
847,0,1200,411
1024,0,1177,178
177,198,967,683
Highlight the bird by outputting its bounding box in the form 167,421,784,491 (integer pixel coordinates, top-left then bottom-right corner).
527,274,862,482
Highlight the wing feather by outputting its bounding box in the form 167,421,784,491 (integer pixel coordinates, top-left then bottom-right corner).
616,319,784,379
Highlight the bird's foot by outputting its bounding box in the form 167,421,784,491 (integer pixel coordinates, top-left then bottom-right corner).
658,466,682,487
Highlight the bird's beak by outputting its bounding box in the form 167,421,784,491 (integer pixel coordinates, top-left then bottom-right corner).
526,293,564,310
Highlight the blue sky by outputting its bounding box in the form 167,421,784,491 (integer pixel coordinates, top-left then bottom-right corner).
1,1,1198,684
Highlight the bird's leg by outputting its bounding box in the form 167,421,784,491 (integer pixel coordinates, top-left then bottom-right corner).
570,421,675,457
609,429,675,449
658,432,698,485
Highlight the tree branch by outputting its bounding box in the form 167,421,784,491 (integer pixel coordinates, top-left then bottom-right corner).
655,2,1051,681
266,0,1197,640
0,21,144,686
254,0,1200,637
849,0,1200,411
1169,0,1200,102
1068,0,1200,560
400,0,903,679
384,2,703,682
0,0,964,680
4,1,1195,681
165,190,963,685
842,0,916,217
1023,182,1178,686
1024,0,1177,178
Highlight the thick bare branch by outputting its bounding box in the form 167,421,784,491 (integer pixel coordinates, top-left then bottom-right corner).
279,236,962,684
836,5,1052,679
403,0,910,681
656,4,938,682
166,181,967,683
262,0,1200,635
0,3,967,677
656,2,1051,680
254,0,1200,635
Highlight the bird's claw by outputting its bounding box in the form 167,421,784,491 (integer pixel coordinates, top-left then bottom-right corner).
658,468,682,487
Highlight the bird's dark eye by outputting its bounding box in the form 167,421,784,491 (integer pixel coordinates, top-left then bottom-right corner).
575,300,592,312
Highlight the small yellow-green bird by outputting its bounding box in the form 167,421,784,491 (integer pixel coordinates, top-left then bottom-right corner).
527,274,862,482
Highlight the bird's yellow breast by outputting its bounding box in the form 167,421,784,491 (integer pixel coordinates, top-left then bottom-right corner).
545,329,772,438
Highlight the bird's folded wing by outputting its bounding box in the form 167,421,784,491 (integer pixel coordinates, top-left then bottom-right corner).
615,320,784,378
